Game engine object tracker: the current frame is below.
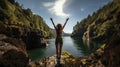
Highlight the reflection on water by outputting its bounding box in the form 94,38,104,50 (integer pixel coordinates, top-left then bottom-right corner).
29,37,100,61
73,38,101,55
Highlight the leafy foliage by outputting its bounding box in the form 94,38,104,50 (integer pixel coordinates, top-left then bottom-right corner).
72,0,120,43
0,0,53,38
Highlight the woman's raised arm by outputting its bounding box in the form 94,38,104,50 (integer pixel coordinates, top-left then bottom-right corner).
63,18,69,29
50,18,56,29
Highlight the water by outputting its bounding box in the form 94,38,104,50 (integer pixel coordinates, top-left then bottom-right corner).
28,36,100,61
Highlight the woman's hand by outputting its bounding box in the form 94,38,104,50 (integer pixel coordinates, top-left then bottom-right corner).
50,18,53,21
50,18,56,29
66,18,69,21
63,18,69,29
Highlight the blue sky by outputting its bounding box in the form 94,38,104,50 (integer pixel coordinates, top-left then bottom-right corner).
15,0,112,33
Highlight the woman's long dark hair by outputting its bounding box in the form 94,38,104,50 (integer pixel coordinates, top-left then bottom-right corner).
56,24,62,34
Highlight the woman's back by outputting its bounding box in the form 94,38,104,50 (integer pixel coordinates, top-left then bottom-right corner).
56,24,63,38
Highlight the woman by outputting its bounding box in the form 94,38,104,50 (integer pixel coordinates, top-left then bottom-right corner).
50,18,69,60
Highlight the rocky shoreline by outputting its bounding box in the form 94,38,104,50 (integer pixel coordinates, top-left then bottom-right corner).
0,33,120,67
1,33,104,67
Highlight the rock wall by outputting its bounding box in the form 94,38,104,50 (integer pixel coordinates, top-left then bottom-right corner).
101,32,120,67
22,29,47,50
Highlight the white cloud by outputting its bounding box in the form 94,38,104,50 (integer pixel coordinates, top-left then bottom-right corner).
43,2,53,7
43,0,70,17
80,8,85,12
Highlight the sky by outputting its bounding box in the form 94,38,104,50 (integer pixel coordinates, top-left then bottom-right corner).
15,0,112,33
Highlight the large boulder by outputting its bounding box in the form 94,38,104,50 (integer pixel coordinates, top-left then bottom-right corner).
22,30,47,50
0,34,29,67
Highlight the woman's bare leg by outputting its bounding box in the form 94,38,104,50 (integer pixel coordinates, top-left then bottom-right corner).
57,44,60,58
55,44,58,58
59,44,63,59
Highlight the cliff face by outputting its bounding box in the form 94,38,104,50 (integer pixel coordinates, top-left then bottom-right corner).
0,0,53,38
0,0,54,66
0,0,54,49
72,0,120,43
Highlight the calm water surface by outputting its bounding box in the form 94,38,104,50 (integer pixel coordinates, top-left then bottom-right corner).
28,37,100,61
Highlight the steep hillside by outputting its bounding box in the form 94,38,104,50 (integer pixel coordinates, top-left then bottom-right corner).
71,0,120,43
0,0,53,38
